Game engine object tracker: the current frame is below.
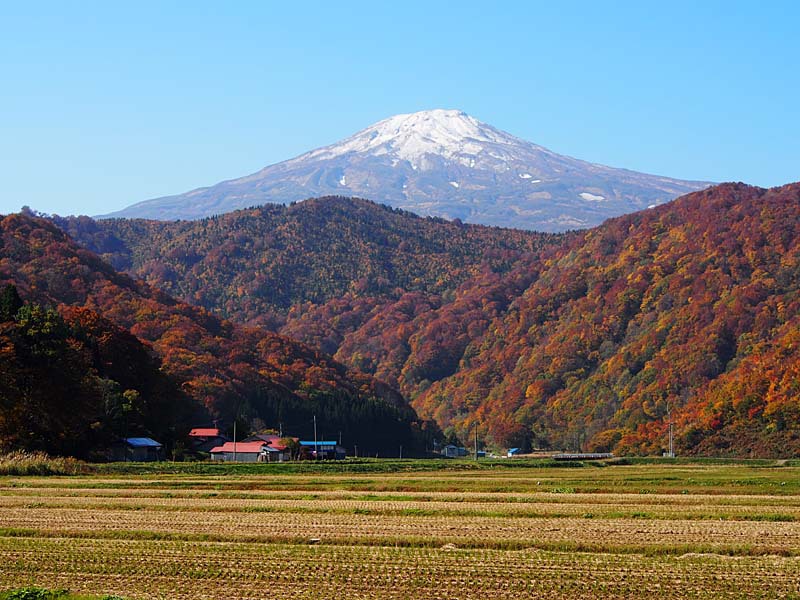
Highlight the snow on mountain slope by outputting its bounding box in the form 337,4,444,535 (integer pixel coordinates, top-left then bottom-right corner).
301,110,523,165
103,109,712,231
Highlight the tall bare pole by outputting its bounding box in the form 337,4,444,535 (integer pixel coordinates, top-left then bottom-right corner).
233,419,237,462
666,407,675,458
474,425,479,461
669,411,674,458
313,415,318,461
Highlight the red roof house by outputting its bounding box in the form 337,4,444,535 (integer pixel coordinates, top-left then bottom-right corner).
189,428,223,438
209,441,268,462
209,439,294,463
189,427,230,453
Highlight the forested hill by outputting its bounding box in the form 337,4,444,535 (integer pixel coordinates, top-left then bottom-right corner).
407,182,800,456
0,213,435,456
53,184,800,457
0,287,194,458
53,196,561,325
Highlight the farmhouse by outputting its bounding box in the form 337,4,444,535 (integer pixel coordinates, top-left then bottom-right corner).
209,441,267,462
188,427,229,453
110,437,164,462
209,439,295,462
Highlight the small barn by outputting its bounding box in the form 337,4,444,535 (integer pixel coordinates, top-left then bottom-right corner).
244,434,298,461
299,441,346,460
507,447,522,458
442,445,468,458
209,441,266,462
110,437,164,462
260,444,292,463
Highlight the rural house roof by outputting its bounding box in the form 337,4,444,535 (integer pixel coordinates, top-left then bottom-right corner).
124,437,162,448
209,441,267,454
244,433,282,443
189,428,223,437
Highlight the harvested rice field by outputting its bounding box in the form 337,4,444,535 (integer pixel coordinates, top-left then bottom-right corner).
1,461,799,599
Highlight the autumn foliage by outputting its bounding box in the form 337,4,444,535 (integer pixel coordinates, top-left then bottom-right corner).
52,197,560,325
408,183,800,455
45,184,800,456
0,288,191,457
0,215,434,456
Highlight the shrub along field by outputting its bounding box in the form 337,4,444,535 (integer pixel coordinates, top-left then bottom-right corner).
1,460,799,599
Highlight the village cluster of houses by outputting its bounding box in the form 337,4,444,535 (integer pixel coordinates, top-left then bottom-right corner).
191,428,345,462
109,428,348,462
109,429,608,463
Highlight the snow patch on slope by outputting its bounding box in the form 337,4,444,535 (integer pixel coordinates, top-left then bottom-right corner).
579,192,606,202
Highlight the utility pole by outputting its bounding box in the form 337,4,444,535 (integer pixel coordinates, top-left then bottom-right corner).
232,400,243,463
474,425,479,461
665,407,675,458
399,445,403,459
313,415,318,461
669,409,674,458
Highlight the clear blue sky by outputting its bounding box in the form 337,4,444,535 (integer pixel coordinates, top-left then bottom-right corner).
1,0,798,216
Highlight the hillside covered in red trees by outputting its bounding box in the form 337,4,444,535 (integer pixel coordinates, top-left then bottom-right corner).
0,214,435,456
408,183,800,456
54,184,800,456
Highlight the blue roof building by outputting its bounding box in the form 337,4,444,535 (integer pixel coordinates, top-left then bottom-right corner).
111,437,164,462
125,437,162,448
299,440,346,460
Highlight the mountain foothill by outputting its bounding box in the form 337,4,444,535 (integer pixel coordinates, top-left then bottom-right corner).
46,181,800,458
0,213,435,457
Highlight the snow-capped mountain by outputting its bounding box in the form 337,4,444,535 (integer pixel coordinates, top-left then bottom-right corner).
103,109,712,231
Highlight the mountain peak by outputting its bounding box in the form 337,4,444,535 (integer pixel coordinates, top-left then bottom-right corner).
102,111,713,231
299,108,519,166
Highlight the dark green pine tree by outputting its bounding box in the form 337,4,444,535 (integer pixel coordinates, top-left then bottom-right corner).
0,284,23,321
